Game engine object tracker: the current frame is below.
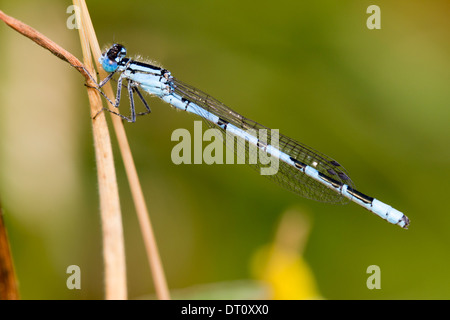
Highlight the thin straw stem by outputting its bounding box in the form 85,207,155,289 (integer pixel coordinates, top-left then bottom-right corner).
1,5,170,300
0,9,91,83
74,2,128,299
77,1,170,300
0,8,127,299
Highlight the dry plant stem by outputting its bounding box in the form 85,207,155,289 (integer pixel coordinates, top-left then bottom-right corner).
0,10,91,83
0,203,20,300
75,3,127,300
0,9,127,299
78,1,171,300
1,6,170,300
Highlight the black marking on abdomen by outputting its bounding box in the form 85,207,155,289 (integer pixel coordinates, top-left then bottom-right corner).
181,98,190,111
217,118,229,130
257,139,267,149
290,157,306,170
318,172,343,189
346,187,374,204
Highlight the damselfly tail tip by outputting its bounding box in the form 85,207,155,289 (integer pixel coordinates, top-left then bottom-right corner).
392,210,409,229
372,199,409,229
399,214,410,230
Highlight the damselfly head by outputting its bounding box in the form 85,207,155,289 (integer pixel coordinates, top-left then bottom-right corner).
100,44,127,73
107,44,127,61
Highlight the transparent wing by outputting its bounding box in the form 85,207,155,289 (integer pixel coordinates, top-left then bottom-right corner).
173,78,354,204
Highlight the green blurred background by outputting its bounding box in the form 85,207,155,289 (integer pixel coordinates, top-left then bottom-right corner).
1,0,449,299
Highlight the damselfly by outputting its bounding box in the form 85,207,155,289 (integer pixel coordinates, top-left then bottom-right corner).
93,43,410,229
